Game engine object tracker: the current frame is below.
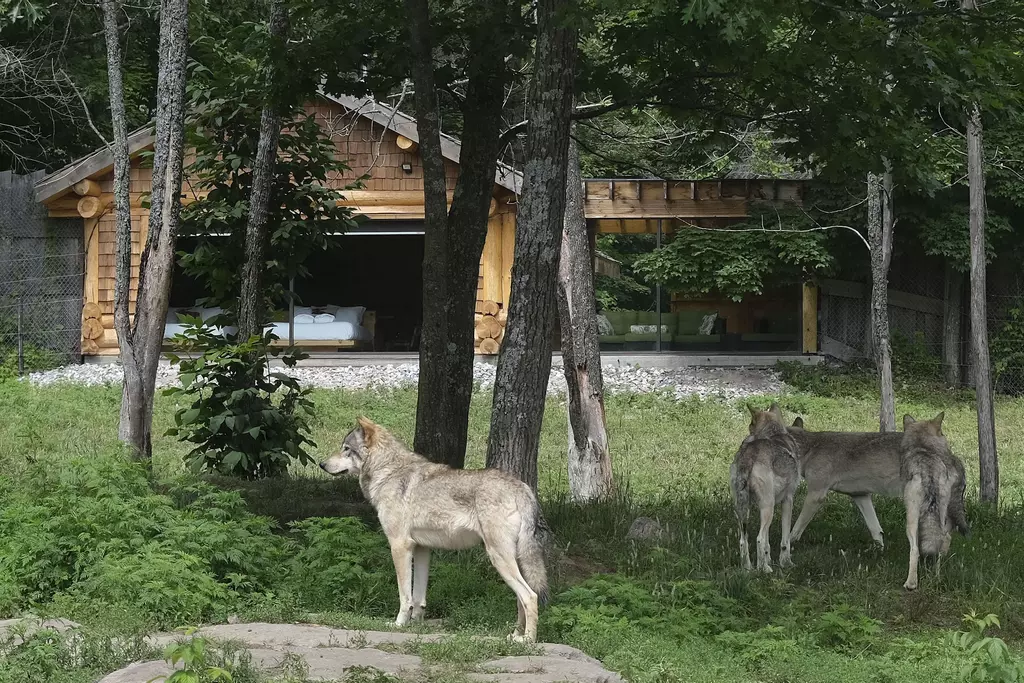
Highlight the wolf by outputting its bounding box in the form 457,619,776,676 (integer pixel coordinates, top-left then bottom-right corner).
730,403,801,572
899,412,970,591
319,417,549,643
785,417,905,547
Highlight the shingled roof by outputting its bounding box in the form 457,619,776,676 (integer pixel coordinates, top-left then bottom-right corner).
34,93,523,203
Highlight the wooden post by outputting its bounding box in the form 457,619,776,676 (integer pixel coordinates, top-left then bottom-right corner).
802,282,818,354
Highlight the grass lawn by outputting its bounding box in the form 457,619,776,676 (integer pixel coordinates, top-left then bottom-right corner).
2,368,1024,682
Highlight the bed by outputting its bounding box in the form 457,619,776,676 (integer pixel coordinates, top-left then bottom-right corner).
164,306,376,351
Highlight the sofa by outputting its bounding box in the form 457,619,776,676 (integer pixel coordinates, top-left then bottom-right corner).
598,309,725,351
740,310,801,351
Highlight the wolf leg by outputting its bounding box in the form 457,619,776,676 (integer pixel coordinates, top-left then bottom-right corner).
903,480,923,591
411,546,431,621
757,498,774,573
779,493,795,568
390,541,415,626
483,542,539,643
790,488,827,542
852,495,885,547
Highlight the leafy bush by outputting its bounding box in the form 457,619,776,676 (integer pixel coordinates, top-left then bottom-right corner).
891,331,943,383
812,605,882,653
991,304,1024,396
0,455,287,626
0,343,63,382
951,612,1024,683
286,517,394,615
165,320,316,479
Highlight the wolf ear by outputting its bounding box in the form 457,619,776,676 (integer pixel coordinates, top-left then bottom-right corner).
792,416,804,428
747,403,759,418
769,402,782,417
356,416,379,447
931,411,945,433
903,414,916,430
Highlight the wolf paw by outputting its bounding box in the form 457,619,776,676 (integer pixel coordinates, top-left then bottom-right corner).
758,564,773,574
779,557,795,569
903,580,918,591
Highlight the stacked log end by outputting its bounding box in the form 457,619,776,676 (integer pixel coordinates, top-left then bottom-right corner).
474,300,505,355
81,302,103,355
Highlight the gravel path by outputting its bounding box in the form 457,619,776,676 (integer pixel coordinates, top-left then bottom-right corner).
25,361,784,400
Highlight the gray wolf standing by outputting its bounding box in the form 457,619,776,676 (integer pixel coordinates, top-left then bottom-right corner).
730,403,801,572
899,412,970,590
319,417,549,642
786,418,904,547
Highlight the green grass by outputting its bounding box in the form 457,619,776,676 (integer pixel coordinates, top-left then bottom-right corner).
2,371,1024,682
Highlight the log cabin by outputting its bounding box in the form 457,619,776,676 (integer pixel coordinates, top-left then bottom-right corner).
32,93,815,360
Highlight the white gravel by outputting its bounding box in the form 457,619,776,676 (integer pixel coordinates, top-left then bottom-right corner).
24,360,784,400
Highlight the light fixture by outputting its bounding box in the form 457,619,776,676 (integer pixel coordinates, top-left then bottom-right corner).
401,162,413,174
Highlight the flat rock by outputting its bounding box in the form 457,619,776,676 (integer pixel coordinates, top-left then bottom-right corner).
245,646,422,679
147,622,444,650
0,617,81,646
98,660,174,683
104,623,624,683
626,516,664,542
475,655,626,683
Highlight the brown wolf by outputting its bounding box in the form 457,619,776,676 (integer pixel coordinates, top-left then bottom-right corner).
730,403,801,572
786,417,905,547
319,417,549,642
899,412,970,590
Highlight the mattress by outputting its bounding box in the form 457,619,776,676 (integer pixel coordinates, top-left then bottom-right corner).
266,321,372,342
164,322,371,342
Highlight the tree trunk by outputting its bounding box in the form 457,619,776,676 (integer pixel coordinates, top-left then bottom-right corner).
557,137,612,502
966,102,999,504
867,171,896,432
405,0,510,469
942,260,964,387
106,0,190,459
238,0,289,341
487,0,577,489
103,0,147,457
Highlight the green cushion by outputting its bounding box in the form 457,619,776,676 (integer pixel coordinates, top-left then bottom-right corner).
600,335,626,344
673,334,723,343
635,311,659,325
624,333,668,343
603,310,637,335
677,310,713,335
742,333,798,342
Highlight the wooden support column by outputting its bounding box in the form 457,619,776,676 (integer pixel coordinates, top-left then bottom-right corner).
802,282,819,354
481,213,504,305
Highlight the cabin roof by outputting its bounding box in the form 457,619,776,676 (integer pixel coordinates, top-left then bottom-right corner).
34,93,523,203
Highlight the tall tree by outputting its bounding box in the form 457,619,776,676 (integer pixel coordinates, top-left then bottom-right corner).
404,0,515,468
963,0,998,504
487,0,577,488
104,0,190,458
557,135,612,502
868,170,896,432
238,0,289,340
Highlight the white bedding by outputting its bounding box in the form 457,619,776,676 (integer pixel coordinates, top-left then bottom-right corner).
267,321,372,341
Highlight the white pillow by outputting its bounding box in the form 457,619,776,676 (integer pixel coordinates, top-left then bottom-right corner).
596,314,614,336
332,306,366,326
698,313,717,336
200,306,223,322
294,313,315,324
630,325,668,334
165,307,179,325
313,313,335,323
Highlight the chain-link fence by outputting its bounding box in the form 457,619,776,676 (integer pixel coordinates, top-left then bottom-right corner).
819,247,1024,396
0,171,84,375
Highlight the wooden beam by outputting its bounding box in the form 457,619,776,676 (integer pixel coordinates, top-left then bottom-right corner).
802,282,818,354
78,193,114,218
482,214,503,304
73,179,102,196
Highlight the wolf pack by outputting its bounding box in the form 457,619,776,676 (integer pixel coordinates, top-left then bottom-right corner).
732,403,969,592
319,405,970,644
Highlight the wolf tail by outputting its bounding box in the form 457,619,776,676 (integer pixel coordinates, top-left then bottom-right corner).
517,503,550,606
730,461,750,530
950,459,971,537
